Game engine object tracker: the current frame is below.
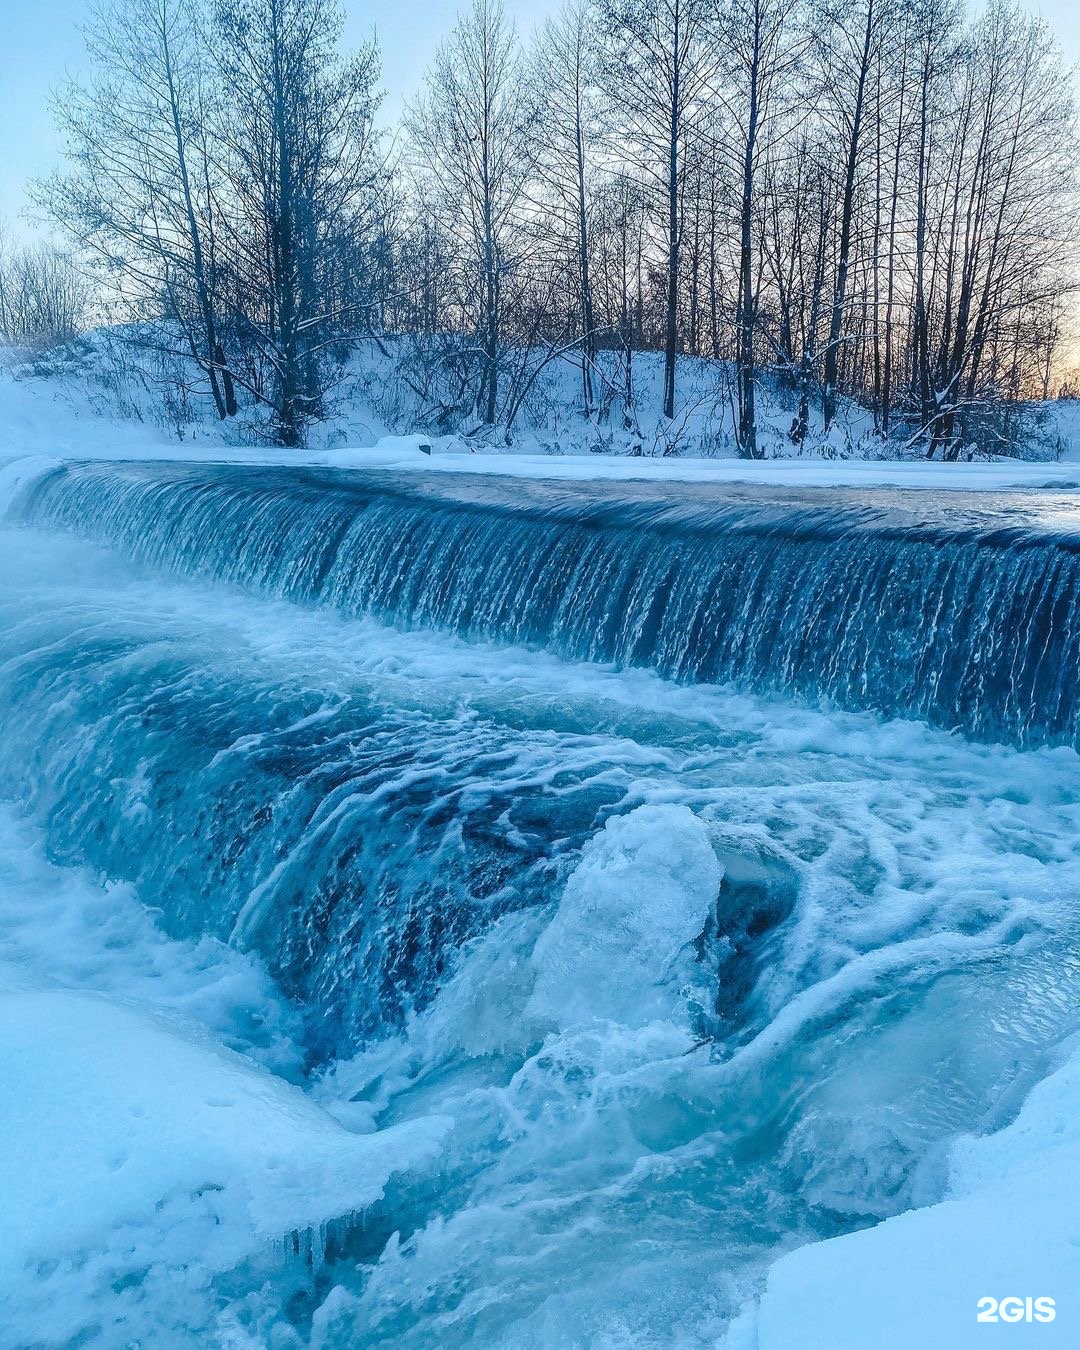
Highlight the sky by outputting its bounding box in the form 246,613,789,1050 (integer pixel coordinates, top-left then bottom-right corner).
0,0,1078,239
0,0,551,237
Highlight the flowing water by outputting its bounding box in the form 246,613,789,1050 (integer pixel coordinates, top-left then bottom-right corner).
1,460,1079,1347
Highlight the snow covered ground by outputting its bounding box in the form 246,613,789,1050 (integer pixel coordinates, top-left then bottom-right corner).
726,1037,1080,1349
2,339,1078,484
6,430,1080,497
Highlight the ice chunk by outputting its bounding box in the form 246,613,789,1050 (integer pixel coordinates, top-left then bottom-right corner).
527,804,722,1030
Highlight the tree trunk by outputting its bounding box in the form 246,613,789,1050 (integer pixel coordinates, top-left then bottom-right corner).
823,0,874,432
736,8,760,458
575,92,596,417
662,8,681,422
160,5,229,421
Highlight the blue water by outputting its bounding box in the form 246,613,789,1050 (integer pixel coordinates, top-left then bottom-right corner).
1,464,1079,1346
18,462,1080,746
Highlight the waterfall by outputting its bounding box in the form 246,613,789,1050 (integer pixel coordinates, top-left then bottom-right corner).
12,460,1080,748
3,466,1080,1347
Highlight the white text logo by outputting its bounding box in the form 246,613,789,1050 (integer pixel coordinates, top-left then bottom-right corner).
977,1297,1056,1324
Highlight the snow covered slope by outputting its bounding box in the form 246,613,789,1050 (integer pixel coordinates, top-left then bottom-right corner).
3,339,1078,470
726,1038,1080,1349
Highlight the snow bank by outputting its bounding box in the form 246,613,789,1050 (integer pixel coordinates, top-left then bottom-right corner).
728,1040,1080,1349
0,989,448,1271
0,361,170,458
0,805,449,1343
4,350,1079,491
0,987,448,1337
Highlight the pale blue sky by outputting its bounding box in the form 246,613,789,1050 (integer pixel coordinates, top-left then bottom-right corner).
1,0,1077,238
0,0,553,235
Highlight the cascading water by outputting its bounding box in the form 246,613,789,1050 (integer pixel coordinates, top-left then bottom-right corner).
14,460,1080,746
1,460,1079,1347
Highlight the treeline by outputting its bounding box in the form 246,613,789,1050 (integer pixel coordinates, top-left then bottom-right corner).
26,0,1080,453
0,228,88,347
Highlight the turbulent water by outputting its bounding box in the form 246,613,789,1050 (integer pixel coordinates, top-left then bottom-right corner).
1,460,1079,1347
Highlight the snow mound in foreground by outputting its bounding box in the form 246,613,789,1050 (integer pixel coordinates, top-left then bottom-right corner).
726,1039,1080,1349
0,988,448,1339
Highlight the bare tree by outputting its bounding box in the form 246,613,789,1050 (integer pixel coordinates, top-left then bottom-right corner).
406,0,537,430
38,0,235,415
713,0,802,456
533,0,604,417
31,0,1078,452
814,0,890,431
595,0,718,420
924,3,1076,456
0,230,89,347
211,0,385,445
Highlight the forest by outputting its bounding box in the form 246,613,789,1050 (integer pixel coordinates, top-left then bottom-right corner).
0,0,1077,454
